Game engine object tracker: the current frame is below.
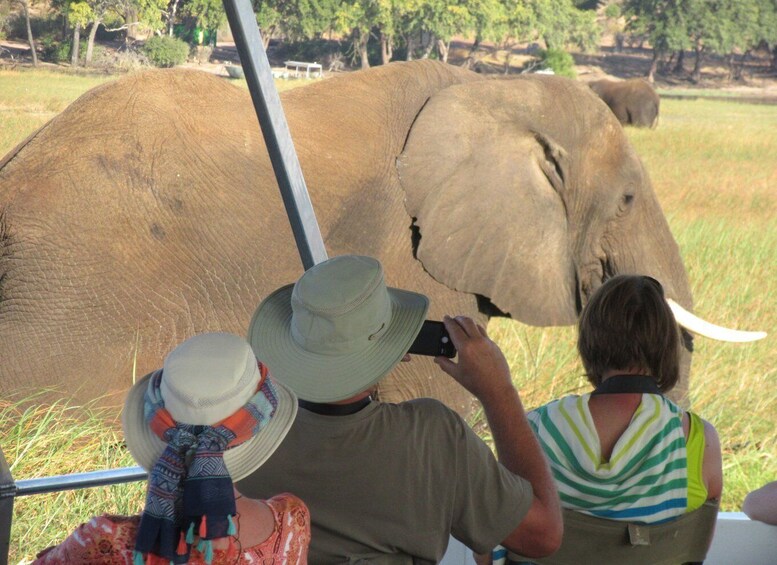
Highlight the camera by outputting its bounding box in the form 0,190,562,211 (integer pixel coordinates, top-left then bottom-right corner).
408,321,456,358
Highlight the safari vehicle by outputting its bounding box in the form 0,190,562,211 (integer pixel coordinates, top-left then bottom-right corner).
1,0,775,563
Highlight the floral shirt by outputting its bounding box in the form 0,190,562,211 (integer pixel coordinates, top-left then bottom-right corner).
34,493,310,564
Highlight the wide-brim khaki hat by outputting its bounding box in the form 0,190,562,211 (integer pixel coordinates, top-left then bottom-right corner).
122,333,298,481
248,255,429,402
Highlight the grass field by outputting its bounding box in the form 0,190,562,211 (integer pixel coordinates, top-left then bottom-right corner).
1,69,775,562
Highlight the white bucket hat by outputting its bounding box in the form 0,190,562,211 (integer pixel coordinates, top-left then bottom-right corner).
248,255,429,402
122,332,297,481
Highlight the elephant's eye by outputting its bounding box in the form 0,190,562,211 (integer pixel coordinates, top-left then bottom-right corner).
623,193,634,205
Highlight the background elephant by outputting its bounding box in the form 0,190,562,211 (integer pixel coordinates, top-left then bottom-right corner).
589,78,660,128
0,61,698,415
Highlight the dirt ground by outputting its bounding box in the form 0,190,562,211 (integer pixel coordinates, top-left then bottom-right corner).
3,36,777,101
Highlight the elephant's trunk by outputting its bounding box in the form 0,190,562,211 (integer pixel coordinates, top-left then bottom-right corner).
667,299,767,343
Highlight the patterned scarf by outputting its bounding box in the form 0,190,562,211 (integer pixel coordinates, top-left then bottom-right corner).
133,362,279,564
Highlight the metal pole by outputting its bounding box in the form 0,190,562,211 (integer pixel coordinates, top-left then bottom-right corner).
15,466,146,497
222,0,328,270
0,447,14,565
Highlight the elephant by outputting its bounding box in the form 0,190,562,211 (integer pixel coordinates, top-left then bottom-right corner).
0,60,744,417
588,78,660,128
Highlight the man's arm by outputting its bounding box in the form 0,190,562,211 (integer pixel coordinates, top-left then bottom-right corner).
436,315,563,558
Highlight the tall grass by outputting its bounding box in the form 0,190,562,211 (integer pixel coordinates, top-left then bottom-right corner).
1,73,775,561
1,395,144,563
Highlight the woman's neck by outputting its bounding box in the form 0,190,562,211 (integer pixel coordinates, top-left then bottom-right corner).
601,367,650,381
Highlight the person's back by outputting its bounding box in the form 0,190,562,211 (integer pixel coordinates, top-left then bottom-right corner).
240,255,563,562
528,275,722,524
34,333,310,564
240,398,529,561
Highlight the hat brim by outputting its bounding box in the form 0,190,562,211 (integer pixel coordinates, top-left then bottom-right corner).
121,370,298,481
248,284,429,402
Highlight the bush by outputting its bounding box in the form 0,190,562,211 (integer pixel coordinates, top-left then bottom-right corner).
113,48,150,72
538,48,577,78
142,35,189,68
39,36,72,64
39,37,94,65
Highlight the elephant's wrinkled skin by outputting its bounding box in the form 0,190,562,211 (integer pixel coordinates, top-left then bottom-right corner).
589,78,660,128
0,61,692,413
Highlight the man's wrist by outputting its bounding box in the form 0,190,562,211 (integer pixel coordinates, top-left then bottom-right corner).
477,381,521,409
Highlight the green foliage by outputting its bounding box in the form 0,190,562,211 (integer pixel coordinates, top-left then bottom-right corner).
604,2,621,18
182,0,225,33
39,37,68,63
39,36,94,64
252,0,337,41
135,0,168,34
141,34,189,67
69,1,94,27
538,47,576,77
0,3,10,41
624,0,777,59
531,0,600,51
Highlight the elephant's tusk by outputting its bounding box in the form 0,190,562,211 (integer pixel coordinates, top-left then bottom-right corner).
667,299,767,343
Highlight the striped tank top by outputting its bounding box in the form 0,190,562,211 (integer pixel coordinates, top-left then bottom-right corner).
528,393,688,524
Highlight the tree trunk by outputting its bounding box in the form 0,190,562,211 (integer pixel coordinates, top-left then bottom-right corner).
19,0,38,67
673,50,685,74
355,28,369,69
734,49,750,81
405,35,415,61
462,37,480,69
503,46,513,75
259,25,274,50
167,0,181,36
647,49,659,83
71,24,81,67
436,39,449,63
85,19,100,66
380,31,392,65
692,44,703,83
126,6,139,43
773,46,777,71
421,33,435,59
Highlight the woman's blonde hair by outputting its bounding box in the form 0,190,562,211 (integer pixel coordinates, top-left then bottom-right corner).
577,275,679,392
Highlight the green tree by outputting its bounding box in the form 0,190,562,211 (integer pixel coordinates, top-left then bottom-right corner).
623,0,689,81
182,0,224,39
530,0,598,51
461,0,507,68
69,0,93,66
413,0,473,62
494,0,535,72
253,0,281,49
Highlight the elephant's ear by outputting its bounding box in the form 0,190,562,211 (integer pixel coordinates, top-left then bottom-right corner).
397,82,578,326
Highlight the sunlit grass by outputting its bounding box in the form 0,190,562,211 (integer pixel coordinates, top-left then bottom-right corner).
1,71,775,561
1,395,144,563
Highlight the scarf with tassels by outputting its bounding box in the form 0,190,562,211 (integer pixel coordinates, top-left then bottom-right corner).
133,362,279,564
